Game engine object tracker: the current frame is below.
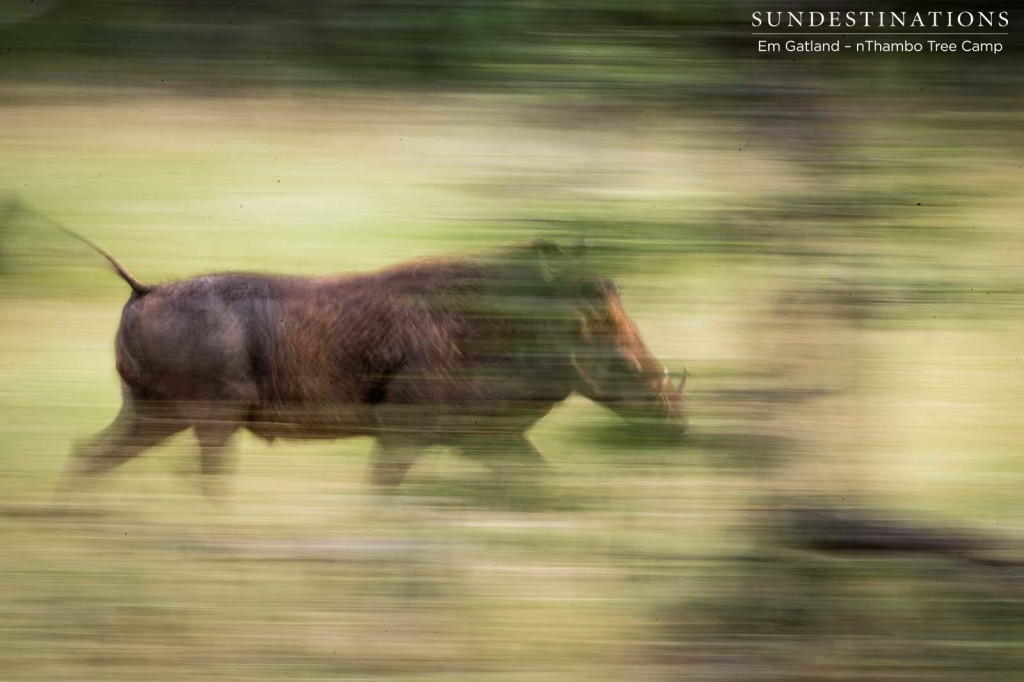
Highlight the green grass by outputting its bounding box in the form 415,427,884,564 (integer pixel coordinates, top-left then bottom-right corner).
2,85,1024,680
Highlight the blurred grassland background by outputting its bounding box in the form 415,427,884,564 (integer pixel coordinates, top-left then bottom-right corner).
2,1,1024,680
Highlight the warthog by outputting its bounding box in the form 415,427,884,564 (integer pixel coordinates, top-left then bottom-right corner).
62,237,687,496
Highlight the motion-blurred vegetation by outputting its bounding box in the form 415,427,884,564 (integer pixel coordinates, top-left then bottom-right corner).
2,1,1024,680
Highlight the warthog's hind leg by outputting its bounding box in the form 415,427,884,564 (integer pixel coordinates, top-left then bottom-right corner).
59,401,187,495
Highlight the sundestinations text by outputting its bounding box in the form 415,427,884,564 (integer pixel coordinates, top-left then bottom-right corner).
751,10,1009,29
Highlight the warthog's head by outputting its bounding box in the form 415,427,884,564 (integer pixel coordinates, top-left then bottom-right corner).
568,277,688,438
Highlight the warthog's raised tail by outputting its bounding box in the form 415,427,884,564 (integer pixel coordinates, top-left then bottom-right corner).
33,205,151,296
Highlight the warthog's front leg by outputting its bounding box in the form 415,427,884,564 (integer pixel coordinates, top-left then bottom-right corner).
59,398,188,496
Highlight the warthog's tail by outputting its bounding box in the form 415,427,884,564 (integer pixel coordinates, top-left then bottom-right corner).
27,202,151,296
